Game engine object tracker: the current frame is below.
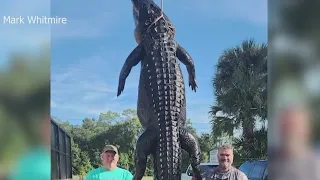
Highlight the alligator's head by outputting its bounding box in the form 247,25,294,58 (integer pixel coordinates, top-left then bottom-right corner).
132,0,161,24
131,0,174,43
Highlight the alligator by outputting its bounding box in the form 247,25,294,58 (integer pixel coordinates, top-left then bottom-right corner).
117,0,202,179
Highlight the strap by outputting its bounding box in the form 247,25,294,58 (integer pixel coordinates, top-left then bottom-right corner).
146,13,164,32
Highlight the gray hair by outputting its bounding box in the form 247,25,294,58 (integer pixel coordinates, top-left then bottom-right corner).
219,144,233,150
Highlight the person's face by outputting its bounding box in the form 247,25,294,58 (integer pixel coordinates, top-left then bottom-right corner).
217,148,233,169
280,107,310,143
101,151,118,169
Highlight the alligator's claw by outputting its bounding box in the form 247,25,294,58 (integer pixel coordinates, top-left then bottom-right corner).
189,76,198,92
117,80,125,96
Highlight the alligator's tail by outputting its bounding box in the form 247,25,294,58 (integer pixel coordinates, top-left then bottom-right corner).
154,108,181,180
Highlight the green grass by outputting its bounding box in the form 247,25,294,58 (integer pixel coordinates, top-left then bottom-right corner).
142,177,153,180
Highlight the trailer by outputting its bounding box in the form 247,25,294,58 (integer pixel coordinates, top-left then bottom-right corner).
209,149,219,163
51,117,72,180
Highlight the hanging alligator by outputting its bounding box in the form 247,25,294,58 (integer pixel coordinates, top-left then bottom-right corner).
117,0,202,179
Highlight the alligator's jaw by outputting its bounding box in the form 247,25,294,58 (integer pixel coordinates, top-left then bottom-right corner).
131,0,164,42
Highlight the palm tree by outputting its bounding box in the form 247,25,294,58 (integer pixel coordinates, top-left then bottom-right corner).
232,126,268,167
233,126,268,159
209,39,267,152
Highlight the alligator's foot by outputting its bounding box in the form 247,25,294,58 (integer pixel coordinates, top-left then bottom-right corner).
180,127,202,180
188,74,198,92
133,128,157,180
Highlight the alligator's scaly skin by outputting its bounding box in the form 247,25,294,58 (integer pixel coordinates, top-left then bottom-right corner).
117,1,202,179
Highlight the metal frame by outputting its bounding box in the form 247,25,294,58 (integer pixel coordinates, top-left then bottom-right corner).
51,117,72,180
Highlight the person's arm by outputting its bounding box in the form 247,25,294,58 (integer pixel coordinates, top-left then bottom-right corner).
239,171,248,180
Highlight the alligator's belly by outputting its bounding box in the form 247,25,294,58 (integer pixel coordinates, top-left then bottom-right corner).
137,57,185,122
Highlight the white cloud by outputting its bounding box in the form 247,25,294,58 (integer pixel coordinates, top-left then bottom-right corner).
186,106,213,135
51,50,141,116
53,98,136,116
82,92,106,102
51,57,116,112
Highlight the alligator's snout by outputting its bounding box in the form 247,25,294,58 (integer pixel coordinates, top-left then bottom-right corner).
131,0,171,44
132,2,141,44
131,0,162,27
131,0,156,44
131,0,152,10
131,0,159,14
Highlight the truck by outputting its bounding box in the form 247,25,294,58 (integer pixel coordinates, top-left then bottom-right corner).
181,148,220,180
181,162,219,180
239,159,268,180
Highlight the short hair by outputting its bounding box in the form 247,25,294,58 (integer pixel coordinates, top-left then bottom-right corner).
219,144,233,151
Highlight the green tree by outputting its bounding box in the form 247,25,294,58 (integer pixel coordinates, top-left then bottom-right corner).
59,109,147,175
99,111,120,123
56,109,215,177
210,39,267,155
232,126,268,167
71,139,93,177
198,133,214,162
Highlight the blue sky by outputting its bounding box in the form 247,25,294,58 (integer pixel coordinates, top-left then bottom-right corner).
50,0,267,135
1,0,267,135
0,0,50,67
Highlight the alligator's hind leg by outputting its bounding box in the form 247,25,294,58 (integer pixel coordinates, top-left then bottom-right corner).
180,127,202,180
133,128,157,180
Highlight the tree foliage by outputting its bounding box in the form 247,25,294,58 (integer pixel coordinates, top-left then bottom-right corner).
210,39,268,163
57,109,212,176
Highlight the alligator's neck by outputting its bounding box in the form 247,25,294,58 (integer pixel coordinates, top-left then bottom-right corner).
135,13,176,44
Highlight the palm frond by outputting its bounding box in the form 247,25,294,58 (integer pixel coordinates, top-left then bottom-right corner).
210,39,268,146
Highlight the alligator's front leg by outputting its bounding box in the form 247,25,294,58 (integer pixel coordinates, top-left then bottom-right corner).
133,128,157,180
176,43,198,92
180,127,202,180
117,44,144,96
